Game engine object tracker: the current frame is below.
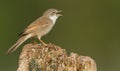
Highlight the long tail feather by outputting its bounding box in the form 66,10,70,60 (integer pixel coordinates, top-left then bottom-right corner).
7,34,32,54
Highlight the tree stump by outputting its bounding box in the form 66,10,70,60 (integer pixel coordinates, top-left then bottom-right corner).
17,43,97,71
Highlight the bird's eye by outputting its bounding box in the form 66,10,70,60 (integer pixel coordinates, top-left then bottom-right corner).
53,12,55,13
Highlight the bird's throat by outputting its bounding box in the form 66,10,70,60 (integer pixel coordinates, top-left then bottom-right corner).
49,15,58,24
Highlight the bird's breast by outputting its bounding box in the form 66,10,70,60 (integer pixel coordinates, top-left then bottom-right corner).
37,23,54,36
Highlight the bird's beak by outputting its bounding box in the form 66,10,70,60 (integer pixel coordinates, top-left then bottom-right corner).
57,10,63,16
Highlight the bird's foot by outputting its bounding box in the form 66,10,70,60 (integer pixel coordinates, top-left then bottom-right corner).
32,40,37,45
39,39,48,47
42,42,48,47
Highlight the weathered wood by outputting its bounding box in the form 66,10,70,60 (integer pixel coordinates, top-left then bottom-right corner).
17,43,97,71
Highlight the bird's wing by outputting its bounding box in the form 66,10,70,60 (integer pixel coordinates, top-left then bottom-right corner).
19,17,52,36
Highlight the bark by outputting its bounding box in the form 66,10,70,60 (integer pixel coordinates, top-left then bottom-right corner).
17,43,97,71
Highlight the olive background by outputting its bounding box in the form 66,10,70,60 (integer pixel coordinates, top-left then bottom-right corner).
0,0,120,71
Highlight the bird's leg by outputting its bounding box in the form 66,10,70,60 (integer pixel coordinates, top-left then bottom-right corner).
39,39,47,46
38,36,47,46
32,38,37,44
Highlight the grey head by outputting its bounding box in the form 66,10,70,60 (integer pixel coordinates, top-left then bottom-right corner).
42,8,62,24
43,8,62,17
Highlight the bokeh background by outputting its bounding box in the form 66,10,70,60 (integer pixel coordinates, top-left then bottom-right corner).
0,0,120,71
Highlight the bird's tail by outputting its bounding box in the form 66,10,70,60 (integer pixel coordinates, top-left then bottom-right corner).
7,34,32,54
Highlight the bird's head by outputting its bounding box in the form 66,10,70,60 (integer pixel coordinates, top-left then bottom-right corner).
43,8,62,23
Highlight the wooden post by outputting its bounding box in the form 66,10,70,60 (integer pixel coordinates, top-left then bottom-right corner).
17,43,97,71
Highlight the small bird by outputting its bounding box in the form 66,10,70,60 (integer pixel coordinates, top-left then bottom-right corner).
7,8,62,54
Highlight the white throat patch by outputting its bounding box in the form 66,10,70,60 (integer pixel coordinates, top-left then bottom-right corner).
49,15,58,24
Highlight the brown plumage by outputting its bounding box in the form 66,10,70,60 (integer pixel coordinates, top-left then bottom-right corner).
7,8,62,54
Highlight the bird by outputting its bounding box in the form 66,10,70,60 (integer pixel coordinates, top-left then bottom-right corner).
7,8,62,54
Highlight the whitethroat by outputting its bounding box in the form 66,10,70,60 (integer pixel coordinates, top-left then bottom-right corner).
7,8,62,54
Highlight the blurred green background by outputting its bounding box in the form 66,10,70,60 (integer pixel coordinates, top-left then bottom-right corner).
0,0,120,71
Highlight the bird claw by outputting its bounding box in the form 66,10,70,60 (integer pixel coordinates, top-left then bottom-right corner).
32,40,37,45
42,43,48,47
